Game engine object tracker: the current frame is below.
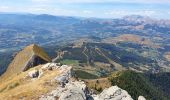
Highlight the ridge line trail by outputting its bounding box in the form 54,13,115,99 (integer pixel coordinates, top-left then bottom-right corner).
95,48,125,71
82,46,90,65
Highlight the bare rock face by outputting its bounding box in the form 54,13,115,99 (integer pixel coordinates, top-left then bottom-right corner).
28,69,43,78
138,96,146,100
40,81,88,100
39,63,146,100
40,81,133,100
28,69,39,78
93,86,133,100
59,81,87,100
42,63,61,70
55,65,72,86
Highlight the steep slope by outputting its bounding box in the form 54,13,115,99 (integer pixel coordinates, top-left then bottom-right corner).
54,42,125,77
54,42,159,77
0,63,72,99
146,72,170,99
108,70,168,100
0,44,51,81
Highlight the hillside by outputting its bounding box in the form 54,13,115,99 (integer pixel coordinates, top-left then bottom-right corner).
81,70,170,100
146,72,170,98
0,44,51,81
108,71,168,100
54,41,162,77
0,63,72,99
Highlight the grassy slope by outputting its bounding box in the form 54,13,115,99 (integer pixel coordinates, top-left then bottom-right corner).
60,59,79,66
33,44,51,62
0,44,51,82
0,46,34,81
108,71,168,100
0,65,60,99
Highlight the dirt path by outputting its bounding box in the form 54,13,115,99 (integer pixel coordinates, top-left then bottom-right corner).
95,48,125,71
82,46,90,65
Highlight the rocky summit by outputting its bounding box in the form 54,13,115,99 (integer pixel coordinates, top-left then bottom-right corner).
40,65,145,100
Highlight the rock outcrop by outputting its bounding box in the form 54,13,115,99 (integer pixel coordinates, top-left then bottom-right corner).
40,67,146,100
55,65,72,85
93,86,133,100
138,96,146,100
28,69,43,78
40,81,89,100
1,44,51,79
40,81,134,100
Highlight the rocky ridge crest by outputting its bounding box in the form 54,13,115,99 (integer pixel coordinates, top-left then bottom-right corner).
40,63,146,100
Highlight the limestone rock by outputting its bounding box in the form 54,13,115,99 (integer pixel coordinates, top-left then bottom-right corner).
59,81,87,100
39,64,135,100
138,96,146,100
94,86,133,100
40,80,134,100
28,69,43,78
42,63,60,70
28,70,39,78
55,65,72,86
40,81,88,100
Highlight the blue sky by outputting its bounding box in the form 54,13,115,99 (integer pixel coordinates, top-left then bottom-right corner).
0,0,170,19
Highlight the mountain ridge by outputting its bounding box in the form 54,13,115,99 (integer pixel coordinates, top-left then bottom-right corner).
0,44,51,82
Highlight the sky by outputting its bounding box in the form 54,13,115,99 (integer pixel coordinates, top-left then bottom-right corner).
0,0,170,19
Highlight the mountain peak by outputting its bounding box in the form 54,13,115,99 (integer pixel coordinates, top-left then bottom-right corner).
24,44,38,51
0,44,51,80
28,43,37,48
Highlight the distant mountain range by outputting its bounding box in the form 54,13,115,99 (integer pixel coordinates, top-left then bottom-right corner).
0,13,169,50
0,13,169,76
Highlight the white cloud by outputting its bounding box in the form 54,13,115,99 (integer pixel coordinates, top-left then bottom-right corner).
0,6,10,12
0,6,9,9
83,10,92,14
104,10,157,18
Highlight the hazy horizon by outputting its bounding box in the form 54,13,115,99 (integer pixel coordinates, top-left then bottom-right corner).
0,0,170,19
